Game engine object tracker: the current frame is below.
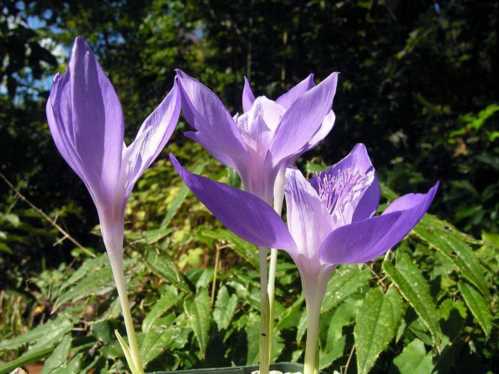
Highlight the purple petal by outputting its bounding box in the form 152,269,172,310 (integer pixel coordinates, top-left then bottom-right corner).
242,77,256,112
270,72,338,164
276,74,315,109
303,110,336,152
311,144,376,228
352,176,381,222
169,154,296,251
69,37,124,198
284,168,332,260
319,212,401,264
47,73,85,182
175,70,246,171
324,182,439,264
360,182,439,261
123,83,181,195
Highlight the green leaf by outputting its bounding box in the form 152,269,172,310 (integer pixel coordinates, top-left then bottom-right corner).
142,286,181,333
56,254,108,296
200,229,259,269
183,288,211,358
414,217,489,296
42,335,72,374
383,253,443,347
320,299,358,369
161,162,206,228
213,286,238,331
458,281,492,337
276,295,304,330
0,345,54,374
0,318,72,351
145,250,192,294
321,265,371,313
141,314,188,366
393,339,434,374
53,257,114,310
354,287,403,374
245,312,260,365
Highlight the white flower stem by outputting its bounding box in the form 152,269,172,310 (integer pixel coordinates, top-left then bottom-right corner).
304,296,321,374
267,169,286,363
108,252,143,374
259,247,271,374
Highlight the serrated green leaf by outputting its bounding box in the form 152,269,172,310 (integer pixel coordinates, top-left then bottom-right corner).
145,251,192,294
414,218,488,296
141,314,188,366
321,265,371,313
458,281,492,337
142,286,181,333
0,318,72,351
42,335,72,374
383,254,442,348
245,312,260,364
393,339,434,374
354,287,402,374
183,289,211,358
213,286,238,331
53,259,114,310
57,254,108,295
320,299,358,369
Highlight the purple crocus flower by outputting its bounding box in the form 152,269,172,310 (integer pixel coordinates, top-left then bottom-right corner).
175,70,337,204
169,143,438,374
46,37,180,374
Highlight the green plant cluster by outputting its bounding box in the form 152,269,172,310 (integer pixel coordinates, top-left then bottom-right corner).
0,0,498,373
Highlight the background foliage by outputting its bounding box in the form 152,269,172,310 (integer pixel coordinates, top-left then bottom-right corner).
0,1,497,373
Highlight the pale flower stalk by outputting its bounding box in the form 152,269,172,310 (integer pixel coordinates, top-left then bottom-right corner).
46,37,180,374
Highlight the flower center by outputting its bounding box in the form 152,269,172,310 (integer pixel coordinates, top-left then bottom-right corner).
315,167,374,226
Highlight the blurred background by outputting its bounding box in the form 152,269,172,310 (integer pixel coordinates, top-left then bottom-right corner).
0,1,497,373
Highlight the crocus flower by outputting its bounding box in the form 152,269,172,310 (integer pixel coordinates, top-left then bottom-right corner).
170,143,438,374
46,37,180,374
175,70,338,205
176,71,339,372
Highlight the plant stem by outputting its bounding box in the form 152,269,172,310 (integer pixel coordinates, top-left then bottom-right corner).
259,247,271,374
266,169,286,364
304,294,321,374
109,254,144,374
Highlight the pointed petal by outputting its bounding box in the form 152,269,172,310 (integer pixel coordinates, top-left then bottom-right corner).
319,212,401,264
175,70,246,171
276,74,315,109
270,72,338,164
284,168,332,260
47,73,85,181
311,144,376,228
322,182,439,264
352,176,381,222
123,83,180,195
304,110,335,151
170,154,296,251
242,77,255,112
69,37,124,199
361,182,439,260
